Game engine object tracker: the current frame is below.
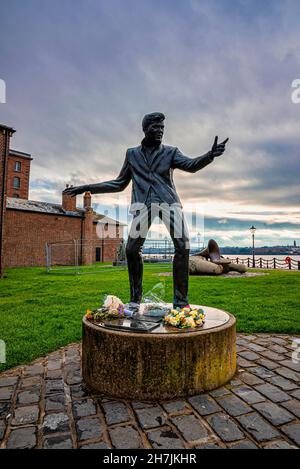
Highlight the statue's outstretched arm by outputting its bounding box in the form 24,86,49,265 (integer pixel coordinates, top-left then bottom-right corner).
172,137,228,173
64,152,131,196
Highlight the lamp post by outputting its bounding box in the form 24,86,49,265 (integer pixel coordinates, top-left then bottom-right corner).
250,225,256,268
197,232,201,251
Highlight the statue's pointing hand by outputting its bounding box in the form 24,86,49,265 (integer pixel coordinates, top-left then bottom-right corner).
210,136,229,158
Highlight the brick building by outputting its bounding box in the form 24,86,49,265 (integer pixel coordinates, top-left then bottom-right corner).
0,123,125,270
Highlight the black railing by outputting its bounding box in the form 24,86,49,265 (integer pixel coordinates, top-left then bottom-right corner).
230,257,300,270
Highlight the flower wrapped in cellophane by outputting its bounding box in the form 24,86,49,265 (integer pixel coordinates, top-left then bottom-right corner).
163,306,205,329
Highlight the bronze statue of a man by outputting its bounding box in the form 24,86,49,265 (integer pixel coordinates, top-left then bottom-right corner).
64,113,228,307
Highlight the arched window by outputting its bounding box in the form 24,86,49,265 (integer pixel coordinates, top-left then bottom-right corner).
13,193,20,198
13,177,20,189
15,161,21,172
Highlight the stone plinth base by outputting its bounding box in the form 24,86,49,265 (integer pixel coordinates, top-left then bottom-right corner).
82,305,236,400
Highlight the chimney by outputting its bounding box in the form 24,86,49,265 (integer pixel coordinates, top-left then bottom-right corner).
62,184,76,212
83,191,92,210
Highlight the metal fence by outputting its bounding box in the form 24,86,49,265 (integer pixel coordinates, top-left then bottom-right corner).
229,257,300,270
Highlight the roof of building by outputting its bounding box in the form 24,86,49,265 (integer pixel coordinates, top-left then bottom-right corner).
6,197,126,225
9,149,33,160
0,123,16,133
6,197,82,217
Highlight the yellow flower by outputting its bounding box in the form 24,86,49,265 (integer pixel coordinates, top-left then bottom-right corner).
183,317,196,328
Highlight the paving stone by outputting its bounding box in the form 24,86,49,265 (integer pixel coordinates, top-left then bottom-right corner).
228,378,243,387
76,417,103,441
46,369,63,380
131,401,157,409
12,405,39,425
171,414,208,442
270,337,288,346
256,358,279,370
147,427,185,449
195,441,223,449
43,434,73,449
239,351,260,361
281,423,300,446
81,441,109,449
275,367,300,382
188,394,221,416
239,372,264,386
280,359,300,373
248,366,275,380
0,419,6,439
269,375,298,391
103,401,130,425
233,386,265,404
269,344,288,354
70,384,90,398
73,399,97,419
47,360,62,371
45,379,64,395
236,339,249,346
0,387,14,400
246,343,266,352
135,406,166,429
45,393,66,412
290,390,300,400
243,335,257,341
229,439,258,449
162,400,187,414
253,402,294,426
263,440,297,449
109,425,143,449
209,387,231,398
217,394,251,416
42,412,69,434
0,376,18,387
260,351,285,361
20,376,42,388
24,364,44,376
65,365,82,385
7,427,37,449
281,399,300,418
17,388,40,405
237,357,254,368
0,401,11,419
206,413,244,442
254,383,290,403
237,412,280,442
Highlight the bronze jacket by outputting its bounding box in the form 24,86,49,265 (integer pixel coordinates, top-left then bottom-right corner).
88,144,214,206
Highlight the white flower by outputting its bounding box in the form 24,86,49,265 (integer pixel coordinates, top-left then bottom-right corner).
103,295,123,311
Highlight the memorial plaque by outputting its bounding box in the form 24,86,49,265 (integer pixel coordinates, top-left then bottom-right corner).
103,319,160,333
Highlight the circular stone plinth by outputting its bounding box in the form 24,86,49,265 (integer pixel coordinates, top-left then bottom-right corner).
82,304,236,400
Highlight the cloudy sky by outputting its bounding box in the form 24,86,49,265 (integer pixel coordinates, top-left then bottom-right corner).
1,0,300,247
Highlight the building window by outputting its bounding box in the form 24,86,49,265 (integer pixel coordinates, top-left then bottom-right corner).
15,161,21,172
104,223,109,231
13,176,20,189
13,193,20,198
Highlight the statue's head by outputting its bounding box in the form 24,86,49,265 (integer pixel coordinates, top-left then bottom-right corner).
142,112,165,144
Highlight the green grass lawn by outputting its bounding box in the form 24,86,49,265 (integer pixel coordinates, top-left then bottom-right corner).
0,264,299,371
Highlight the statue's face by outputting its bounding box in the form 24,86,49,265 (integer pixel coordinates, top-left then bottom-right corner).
144,121,164,143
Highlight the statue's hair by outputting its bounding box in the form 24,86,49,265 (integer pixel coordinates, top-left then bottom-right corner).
142,112,165,131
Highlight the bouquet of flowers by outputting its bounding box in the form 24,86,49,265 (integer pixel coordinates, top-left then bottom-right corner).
163,306,205,329
85,295,125,321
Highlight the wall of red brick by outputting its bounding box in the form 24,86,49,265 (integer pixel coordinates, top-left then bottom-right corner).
3,210,83,267
6,155,31,199
3,208,124,268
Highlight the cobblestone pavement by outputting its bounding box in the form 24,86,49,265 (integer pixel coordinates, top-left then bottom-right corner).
0,333,300,449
